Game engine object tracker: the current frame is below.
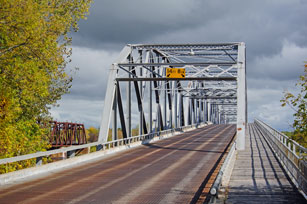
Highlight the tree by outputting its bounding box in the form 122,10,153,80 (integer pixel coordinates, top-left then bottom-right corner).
86,126,99,142
281,64,307,147
0,0,92,173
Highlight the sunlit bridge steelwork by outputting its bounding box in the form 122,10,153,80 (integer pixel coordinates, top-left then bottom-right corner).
99,43,247,150
1,43,305,204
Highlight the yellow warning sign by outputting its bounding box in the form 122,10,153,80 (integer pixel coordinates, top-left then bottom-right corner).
166,68,185,78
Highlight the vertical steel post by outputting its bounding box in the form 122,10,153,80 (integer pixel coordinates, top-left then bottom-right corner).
112,86,117,141
146,51,152,133
192,98,194,124
217,106,219,124
212,105,215,124
116,83,127,139
179,93,183,127
214,105,218,124
150,51,156,133
139,50,143,135
207,102,211,122
192,99,195,124
149,80,152,133
188,98,192,125
236,42,247,150
164,68,167,129
204,100,207,122
168,82,172,129
195,99,198,124
157,105,161,132
217,105,220,124
196,99,198,124
200,100,203,123
214,105,217,124
194,99,197,124
195,99,199,123
198,100,201,124
127,56,132,138
174,85,178,128
216,105,218,124
203,100,206,122
98,46,131,142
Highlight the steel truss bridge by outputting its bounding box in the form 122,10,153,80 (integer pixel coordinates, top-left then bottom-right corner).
99,43,247,150
0,43,306,203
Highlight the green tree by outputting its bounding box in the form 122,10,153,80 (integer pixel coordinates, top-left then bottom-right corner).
0,0,92,173
281,64,307,147
86,126,99,142
132,125,139,136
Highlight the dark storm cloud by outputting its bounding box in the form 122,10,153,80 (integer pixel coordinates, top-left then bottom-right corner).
248,42,307,81
151,1,307,60
52,0,307,129
74,0,307,57
72,0,206,48
64,47,118,100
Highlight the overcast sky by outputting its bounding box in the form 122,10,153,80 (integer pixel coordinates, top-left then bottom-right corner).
50,0,307,131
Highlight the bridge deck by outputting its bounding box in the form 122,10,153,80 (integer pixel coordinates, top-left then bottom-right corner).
0,124,235,204
226,123,305,204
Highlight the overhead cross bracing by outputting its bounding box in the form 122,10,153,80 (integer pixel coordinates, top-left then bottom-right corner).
99,43,247,150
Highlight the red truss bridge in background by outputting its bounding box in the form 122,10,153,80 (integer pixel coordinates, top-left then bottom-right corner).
50,121,87,147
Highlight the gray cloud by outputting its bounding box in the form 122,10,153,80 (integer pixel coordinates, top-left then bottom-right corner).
65,47,119,100
72,0,205,48
50,97,103,128
74,0,307,55
247,41,307,82
51,0,307,130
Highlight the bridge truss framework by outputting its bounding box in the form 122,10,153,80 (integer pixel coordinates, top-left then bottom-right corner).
98,43,247,150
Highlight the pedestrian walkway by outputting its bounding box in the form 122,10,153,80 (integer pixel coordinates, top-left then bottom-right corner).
226,123,306,204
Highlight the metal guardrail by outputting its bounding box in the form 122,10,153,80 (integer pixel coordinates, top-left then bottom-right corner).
0,123,206,169
254,119,307,197
210,139,236,197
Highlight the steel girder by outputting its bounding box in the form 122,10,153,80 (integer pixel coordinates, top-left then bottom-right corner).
98,43,247,150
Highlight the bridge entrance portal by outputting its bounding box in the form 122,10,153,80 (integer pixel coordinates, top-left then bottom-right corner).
98,43,247,150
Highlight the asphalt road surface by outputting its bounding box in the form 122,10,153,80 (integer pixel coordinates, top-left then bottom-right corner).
0,124,236,204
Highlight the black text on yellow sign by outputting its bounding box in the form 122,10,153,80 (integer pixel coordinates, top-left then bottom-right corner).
166,68,186,78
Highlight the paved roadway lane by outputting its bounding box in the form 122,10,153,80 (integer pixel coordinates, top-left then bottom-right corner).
0,124,236,204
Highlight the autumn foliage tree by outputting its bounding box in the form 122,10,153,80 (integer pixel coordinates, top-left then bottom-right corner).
0,0,92,172
86,126,99,142
281,64,307,147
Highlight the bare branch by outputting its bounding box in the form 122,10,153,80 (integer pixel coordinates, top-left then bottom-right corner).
0,42,27,57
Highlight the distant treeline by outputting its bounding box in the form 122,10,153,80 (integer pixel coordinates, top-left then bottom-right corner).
86,126,141,143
